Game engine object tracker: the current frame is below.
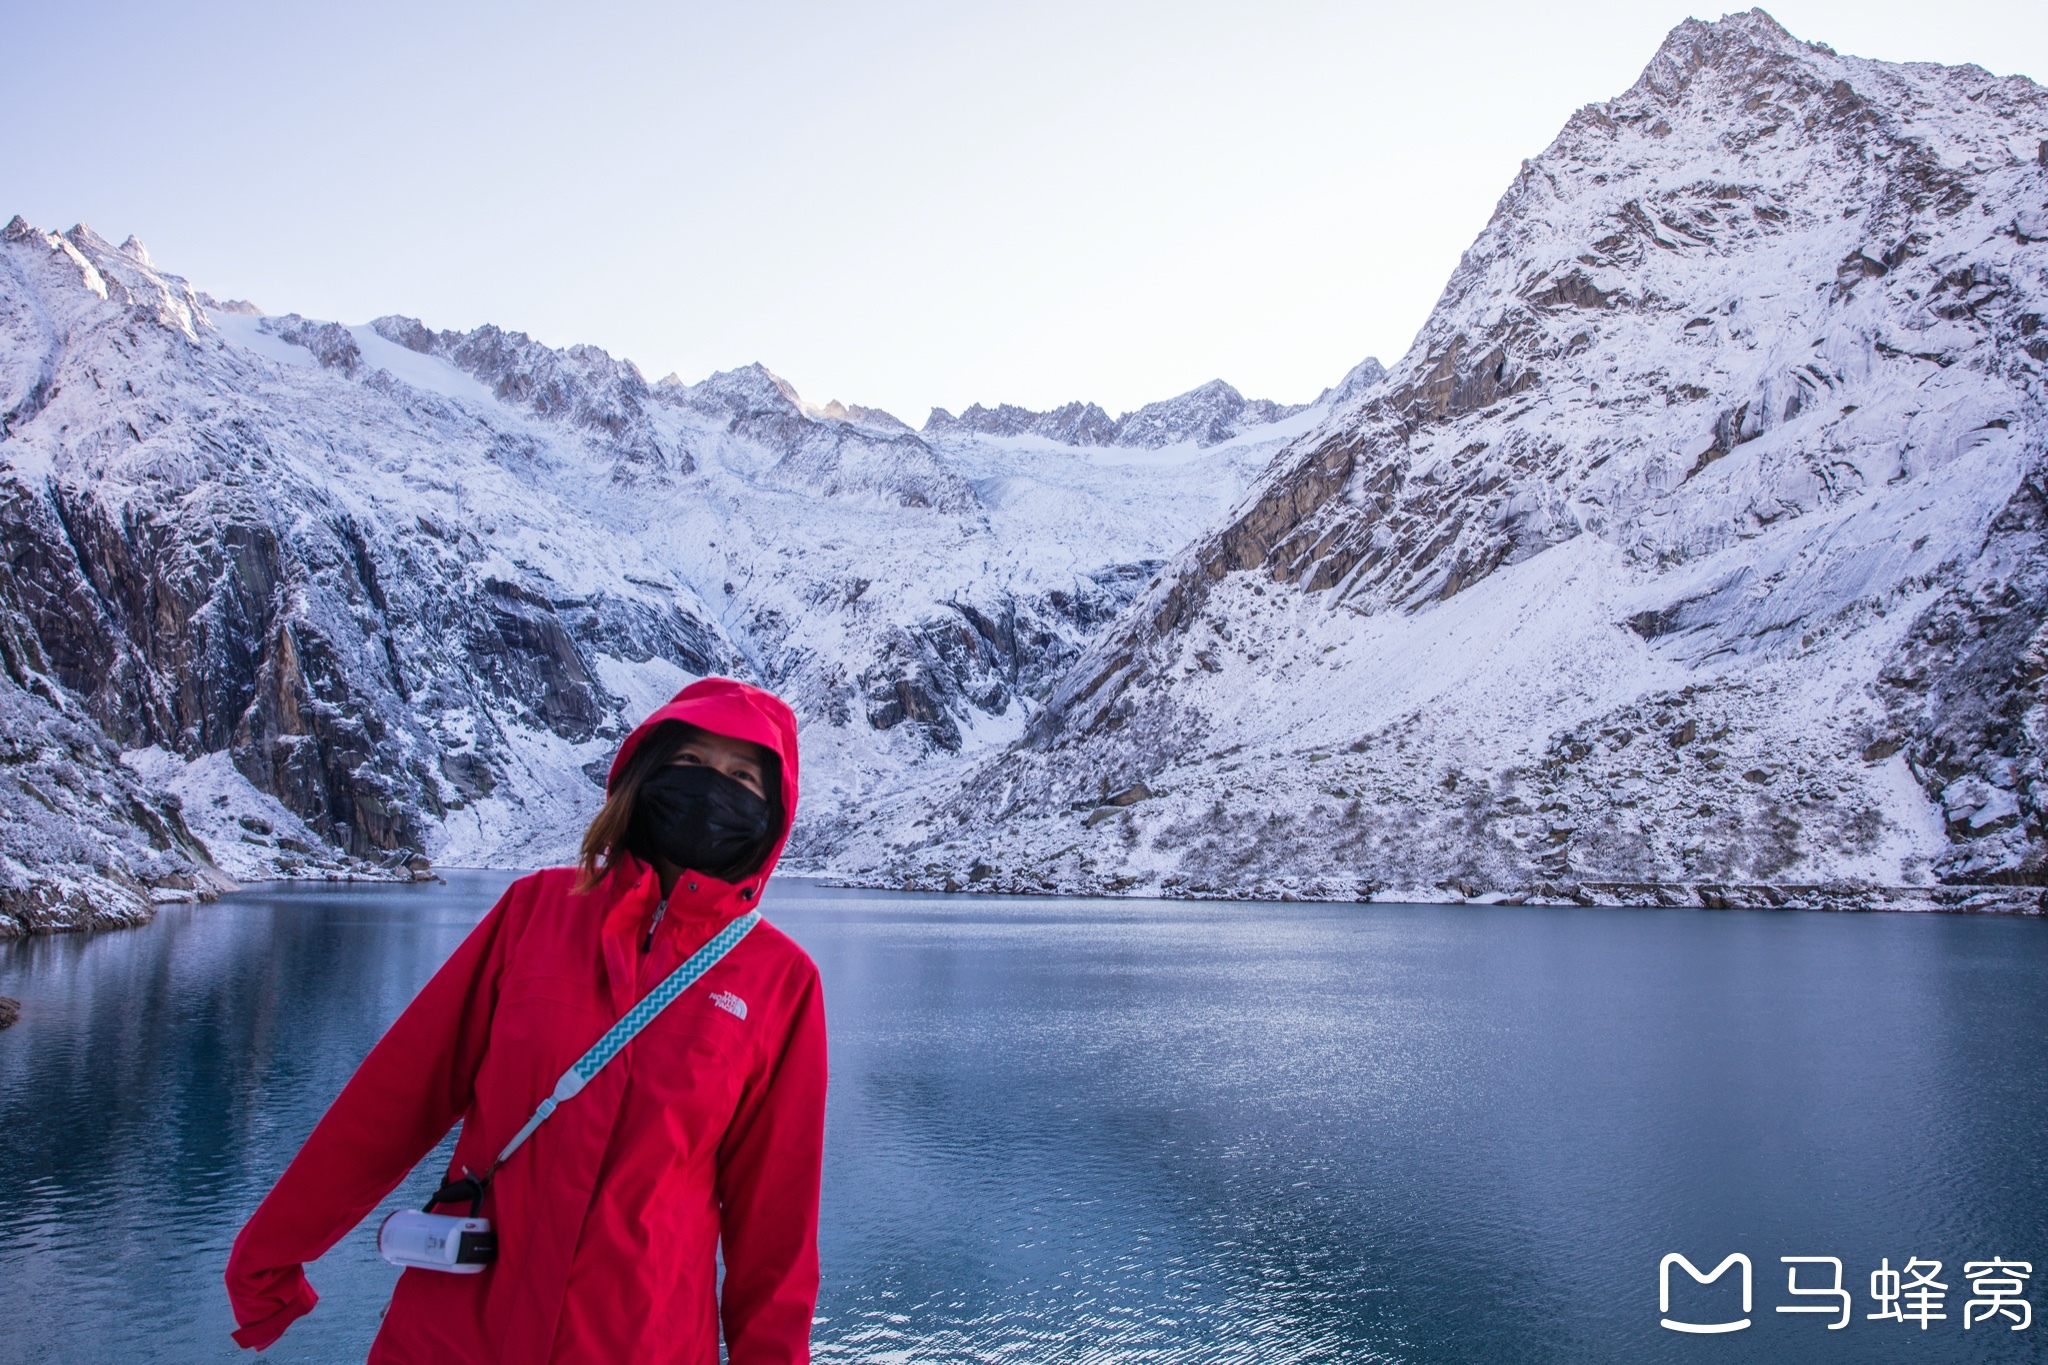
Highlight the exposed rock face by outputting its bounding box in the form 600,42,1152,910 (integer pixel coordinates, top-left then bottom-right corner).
855,11,2048,905
849,563,1161,752
0,214,1342,924
1874,481,2048,882
0,546,224,936
0,670,223,937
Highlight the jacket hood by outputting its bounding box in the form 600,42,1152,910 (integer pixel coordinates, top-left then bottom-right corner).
606,677,801,892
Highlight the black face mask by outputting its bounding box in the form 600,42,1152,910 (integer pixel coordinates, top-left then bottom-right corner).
626,764,780,884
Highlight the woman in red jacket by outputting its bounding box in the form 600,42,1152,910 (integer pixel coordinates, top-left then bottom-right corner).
225,678,826,1364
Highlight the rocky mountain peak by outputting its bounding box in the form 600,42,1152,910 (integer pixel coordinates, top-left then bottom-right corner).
1113,377,1306,448
1629,8,1816,103
690,368,914,433
2,216,211,341
63,223,114,255
198,292,263,316
263,314,365,375
673,360,801,419
813,398,913,432
1312,356,1387,413
644,362,973,509
371,313,436,353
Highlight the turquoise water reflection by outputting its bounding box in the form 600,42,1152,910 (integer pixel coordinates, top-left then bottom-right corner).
2,876,2044,1363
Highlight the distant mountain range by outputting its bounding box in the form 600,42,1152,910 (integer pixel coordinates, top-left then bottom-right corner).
3,8,2044,933
924,359,1386,449
0,214,1363,932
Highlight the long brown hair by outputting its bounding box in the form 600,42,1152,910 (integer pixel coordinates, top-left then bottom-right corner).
574,721,783,893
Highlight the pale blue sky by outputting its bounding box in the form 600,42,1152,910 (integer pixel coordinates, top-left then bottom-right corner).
7,1,2044,419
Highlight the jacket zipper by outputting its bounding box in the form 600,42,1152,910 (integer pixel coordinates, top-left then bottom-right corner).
640,897,668,954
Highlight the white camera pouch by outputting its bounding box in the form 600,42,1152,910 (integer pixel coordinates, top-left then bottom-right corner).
377,1209,495,1273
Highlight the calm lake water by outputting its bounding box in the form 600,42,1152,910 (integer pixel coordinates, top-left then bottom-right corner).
1,875,2044,1363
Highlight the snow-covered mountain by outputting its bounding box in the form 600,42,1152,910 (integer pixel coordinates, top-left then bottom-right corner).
855,10,2048,909
0,215,1363,932
8,8,2044,930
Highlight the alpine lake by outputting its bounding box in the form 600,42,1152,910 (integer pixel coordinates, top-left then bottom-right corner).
2,873,2045,1364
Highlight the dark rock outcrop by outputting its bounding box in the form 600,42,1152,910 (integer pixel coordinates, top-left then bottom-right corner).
0,669,223,938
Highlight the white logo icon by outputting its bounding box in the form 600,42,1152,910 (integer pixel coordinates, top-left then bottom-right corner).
1660,1253,1752,1333
710,990,748,1020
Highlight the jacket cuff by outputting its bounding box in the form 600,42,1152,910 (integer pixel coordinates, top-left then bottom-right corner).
231,1273,319,1350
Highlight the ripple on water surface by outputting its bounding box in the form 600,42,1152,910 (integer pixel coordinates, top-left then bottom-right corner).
2,876,2045,1364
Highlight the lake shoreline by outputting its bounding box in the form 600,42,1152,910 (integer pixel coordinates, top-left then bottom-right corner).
827,872,2048,915
8,868,2042,946
0,864,424,941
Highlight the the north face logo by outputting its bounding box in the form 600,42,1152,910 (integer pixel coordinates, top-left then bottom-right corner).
710,990,747,1021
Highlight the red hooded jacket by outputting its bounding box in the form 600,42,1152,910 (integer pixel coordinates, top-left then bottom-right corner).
225,679,825,1364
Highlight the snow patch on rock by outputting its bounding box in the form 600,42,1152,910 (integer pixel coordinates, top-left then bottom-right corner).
122,748,330,883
